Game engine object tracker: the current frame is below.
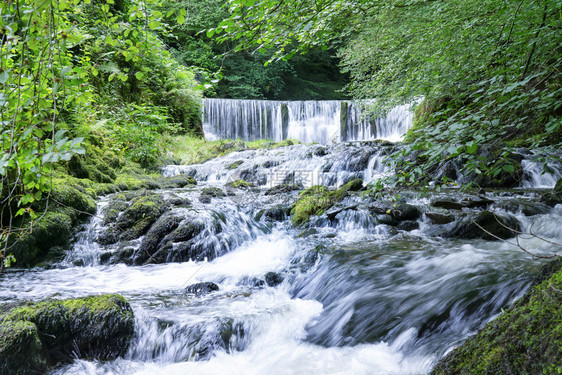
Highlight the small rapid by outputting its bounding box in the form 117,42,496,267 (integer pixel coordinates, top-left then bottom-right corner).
1,140,561,375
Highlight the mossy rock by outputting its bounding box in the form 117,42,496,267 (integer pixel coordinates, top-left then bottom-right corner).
50,181,97,221
431,259,562,374
226,160,244,170
159,174,197,188
264,184,301,195
117,194,168,240
0,320,46,375
0,294,134,374
200,187,226,197
225,179,254,188
291,185,349,225
9,212,73,267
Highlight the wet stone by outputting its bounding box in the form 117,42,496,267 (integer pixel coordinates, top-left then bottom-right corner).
186,282,219,295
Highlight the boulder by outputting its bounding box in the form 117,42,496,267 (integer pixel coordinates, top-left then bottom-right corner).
200,187,226,198
186,282,219,295
159,174,196,189
264,272,284,287
496,200,551,216
264,184,301,195
0,294,134,374
0,320,45,375
431,259,562,374
111,193,169,241
425,212,455,224
445,211,520,240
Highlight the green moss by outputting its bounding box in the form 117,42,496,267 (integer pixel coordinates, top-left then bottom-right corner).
226,160,244,170
225,179,254,188
200,187,226,197
1,294,134,368
159,174,197,188
432,259,562,375
291,185,350,225
0,320,45,375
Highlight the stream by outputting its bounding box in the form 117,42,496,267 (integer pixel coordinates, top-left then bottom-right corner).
1,100,561,374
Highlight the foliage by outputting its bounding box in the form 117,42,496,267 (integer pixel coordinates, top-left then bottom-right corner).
159,0,349,99
213,0,562,193
0,0,202,270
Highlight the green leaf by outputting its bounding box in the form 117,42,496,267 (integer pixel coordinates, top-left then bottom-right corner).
0,71,10,84
177,14,185,25
502,164,515,173
135,71,145,80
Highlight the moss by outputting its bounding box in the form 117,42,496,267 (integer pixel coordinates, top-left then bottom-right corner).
159,174,197,188
226,160,244,170
2,294,134,364
0,320,45,375
225,179,254,188
291,185,349,225
200,187,226,197
432,259,562,375
9,212,73,267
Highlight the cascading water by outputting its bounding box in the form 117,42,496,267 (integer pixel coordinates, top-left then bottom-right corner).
1,142,561,375
202,99,414,144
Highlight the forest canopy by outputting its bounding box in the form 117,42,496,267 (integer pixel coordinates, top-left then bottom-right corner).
211,0,562,190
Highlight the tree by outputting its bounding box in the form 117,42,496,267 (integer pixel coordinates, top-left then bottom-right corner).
211,0,562,190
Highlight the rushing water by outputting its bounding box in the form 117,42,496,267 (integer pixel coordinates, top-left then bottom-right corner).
1,107,561,374
202,99,414,144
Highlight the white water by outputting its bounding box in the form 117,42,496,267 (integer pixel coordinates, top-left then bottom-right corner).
202,99,413,144
2,140,562,374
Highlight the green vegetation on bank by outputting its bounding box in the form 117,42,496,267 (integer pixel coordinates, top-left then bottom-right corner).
0,0,203,269
0,294,134,375
432,259,562,375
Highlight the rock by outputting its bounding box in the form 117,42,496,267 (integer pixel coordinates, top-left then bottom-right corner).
264,184,301,195
168,196,191,207
0,294,134,373
199,195,212,203
255,207,289,222
460,196,494,209
225,179,254,188
200,187,226,198
313,146,328,156
433,160,459,181
297,228,319,238
134,214,182,265
496,200,551,216
226,160,244,170
555,178,562,194
376,214,399,226
397,220,420,231
341,178,364,192
446,211,520,240
431,259,562,375
115,194,169,240
425,212,455,224
159,174,196,188
388,203,421,221
326,205,358,221
264,272,284,287
186,282,219,295
0,320,46,375
431,199,464,210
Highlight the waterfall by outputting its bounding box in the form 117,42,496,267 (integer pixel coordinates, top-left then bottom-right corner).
202,99,414,144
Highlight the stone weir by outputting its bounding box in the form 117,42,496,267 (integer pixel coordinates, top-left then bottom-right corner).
201,99,414,144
